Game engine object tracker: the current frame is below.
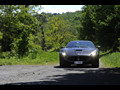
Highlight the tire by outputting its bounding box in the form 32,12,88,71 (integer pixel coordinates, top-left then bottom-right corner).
92,58,99,68
92,62,99,68
59,56,70,68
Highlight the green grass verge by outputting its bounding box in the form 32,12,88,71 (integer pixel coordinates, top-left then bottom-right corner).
1,50,120,67
100,52,120,68
0,51,59,65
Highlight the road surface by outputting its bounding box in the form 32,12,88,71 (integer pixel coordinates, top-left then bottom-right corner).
0,63,120,85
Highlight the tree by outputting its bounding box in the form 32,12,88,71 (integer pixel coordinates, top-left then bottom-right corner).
57,11,81,40
0,5,40,57
34,13,48,51
77,5,120,52
91,5,120,51
45,16,76,51
0,32,3,52
0,5,20,52
77,5,96,42
11,5,40,57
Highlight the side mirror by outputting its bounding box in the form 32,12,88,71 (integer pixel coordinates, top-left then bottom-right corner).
61,46,64,49
97,45,101,49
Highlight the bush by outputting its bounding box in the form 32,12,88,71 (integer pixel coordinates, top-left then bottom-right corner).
0,51,59,65
101,52,120,67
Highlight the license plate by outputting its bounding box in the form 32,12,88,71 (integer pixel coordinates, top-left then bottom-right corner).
74,61,83,64
76,51,81,55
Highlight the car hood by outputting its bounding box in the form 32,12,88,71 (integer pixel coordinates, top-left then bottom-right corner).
63,47,97,56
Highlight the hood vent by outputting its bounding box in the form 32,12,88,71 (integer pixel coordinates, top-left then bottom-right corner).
76,49,82,51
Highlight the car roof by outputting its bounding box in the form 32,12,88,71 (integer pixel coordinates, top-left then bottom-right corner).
70,40,93,43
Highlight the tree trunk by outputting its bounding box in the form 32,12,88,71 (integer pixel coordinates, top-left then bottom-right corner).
41,27,46,51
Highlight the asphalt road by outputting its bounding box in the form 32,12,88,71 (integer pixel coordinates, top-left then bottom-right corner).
0,63,120,85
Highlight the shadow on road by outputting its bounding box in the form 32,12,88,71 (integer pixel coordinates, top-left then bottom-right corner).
5,66,120,85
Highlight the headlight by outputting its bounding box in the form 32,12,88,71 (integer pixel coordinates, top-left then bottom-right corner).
62,52,66,56
91,50,97,56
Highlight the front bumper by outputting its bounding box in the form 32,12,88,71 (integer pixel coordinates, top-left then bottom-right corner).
60,54,99,64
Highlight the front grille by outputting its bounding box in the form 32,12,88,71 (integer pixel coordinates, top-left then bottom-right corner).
68,56,90,61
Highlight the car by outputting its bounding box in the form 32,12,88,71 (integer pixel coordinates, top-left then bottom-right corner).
59,40,100,68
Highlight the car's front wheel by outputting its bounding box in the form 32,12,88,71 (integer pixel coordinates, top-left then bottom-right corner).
92,61,99,68
59,56,71,67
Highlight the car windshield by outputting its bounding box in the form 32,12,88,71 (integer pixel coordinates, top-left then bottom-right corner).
66,41,95,48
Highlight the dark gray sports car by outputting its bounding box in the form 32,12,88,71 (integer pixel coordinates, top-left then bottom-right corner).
59,40,100,67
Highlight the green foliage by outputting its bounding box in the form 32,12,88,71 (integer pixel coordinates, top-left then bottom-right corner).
0,32,3,58
28,34,42,56
0,51,59,65
0,32,3,39
0,5,82,59
0,5,40,57
118,38,120,51
77,5,96,42
45,16,77,51
101,52,120,67
57,11,81,39
77,5,120,52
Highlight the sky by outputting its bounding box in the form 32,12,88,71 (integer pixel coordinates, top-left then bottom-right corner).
38,5,84,14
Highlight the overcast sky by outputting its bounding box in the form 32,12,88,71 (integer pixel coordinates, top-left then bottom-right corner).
38,5,84,14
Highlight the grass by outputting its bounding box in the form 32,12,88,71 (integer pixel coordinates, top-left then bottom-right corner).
100,52,120,68
0,51,59,65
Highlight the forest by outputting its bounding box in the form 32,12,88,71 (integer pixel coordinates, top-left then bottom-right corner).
0,5,120,60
